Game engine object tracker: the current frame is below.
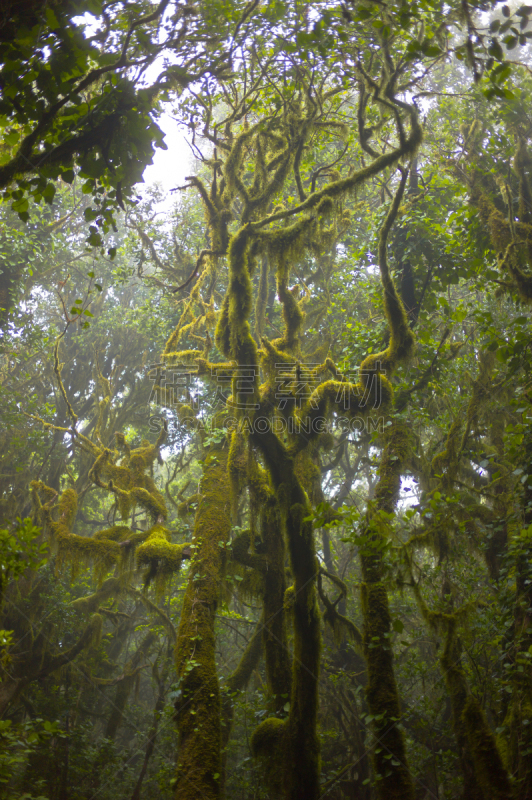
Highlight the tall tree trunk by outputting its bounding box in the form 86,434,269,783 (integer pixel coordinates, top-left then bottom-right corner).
359,419,416,800
173,445,231,800
252,428,321,800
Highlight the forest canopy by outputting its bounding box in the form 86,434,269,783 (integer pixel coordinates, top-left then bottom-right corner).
1,1,532,799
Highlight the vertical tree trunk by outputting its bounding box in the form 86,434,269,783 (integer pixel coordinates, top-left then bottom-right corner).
252,429,321,800
260,498,292,712
359,419,416,800
173,446,231,800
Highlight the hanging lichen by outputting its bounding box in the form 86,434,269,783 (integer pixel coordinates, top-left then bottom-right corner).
170,70,422,800
136,524,191,600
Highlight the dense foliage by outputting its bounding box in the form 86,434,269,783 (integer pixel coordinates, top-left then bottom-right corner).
2,1,532,799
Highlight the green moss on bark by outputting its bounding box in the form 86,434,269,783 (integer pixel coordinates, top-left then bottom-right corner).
250,717,289,798
462,696,513,800
173,447,231,800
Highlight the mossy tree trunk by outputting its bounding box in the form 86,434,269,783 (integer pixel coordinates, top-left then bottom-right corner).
261,499,292,712
231,490,292,717
359,419,416,800
173,445,231,800
253,428,322,800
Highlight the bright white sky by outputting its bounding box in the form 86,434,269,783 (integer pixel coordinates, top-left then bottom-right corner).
141,114,193,202
73,11,194,203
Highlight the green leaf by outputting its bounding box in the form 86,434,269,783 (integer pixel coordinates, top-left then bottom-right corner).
61,169,75,184
4,131,19,147
488,38,504,60
87,230,102,247
45,8,59,27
